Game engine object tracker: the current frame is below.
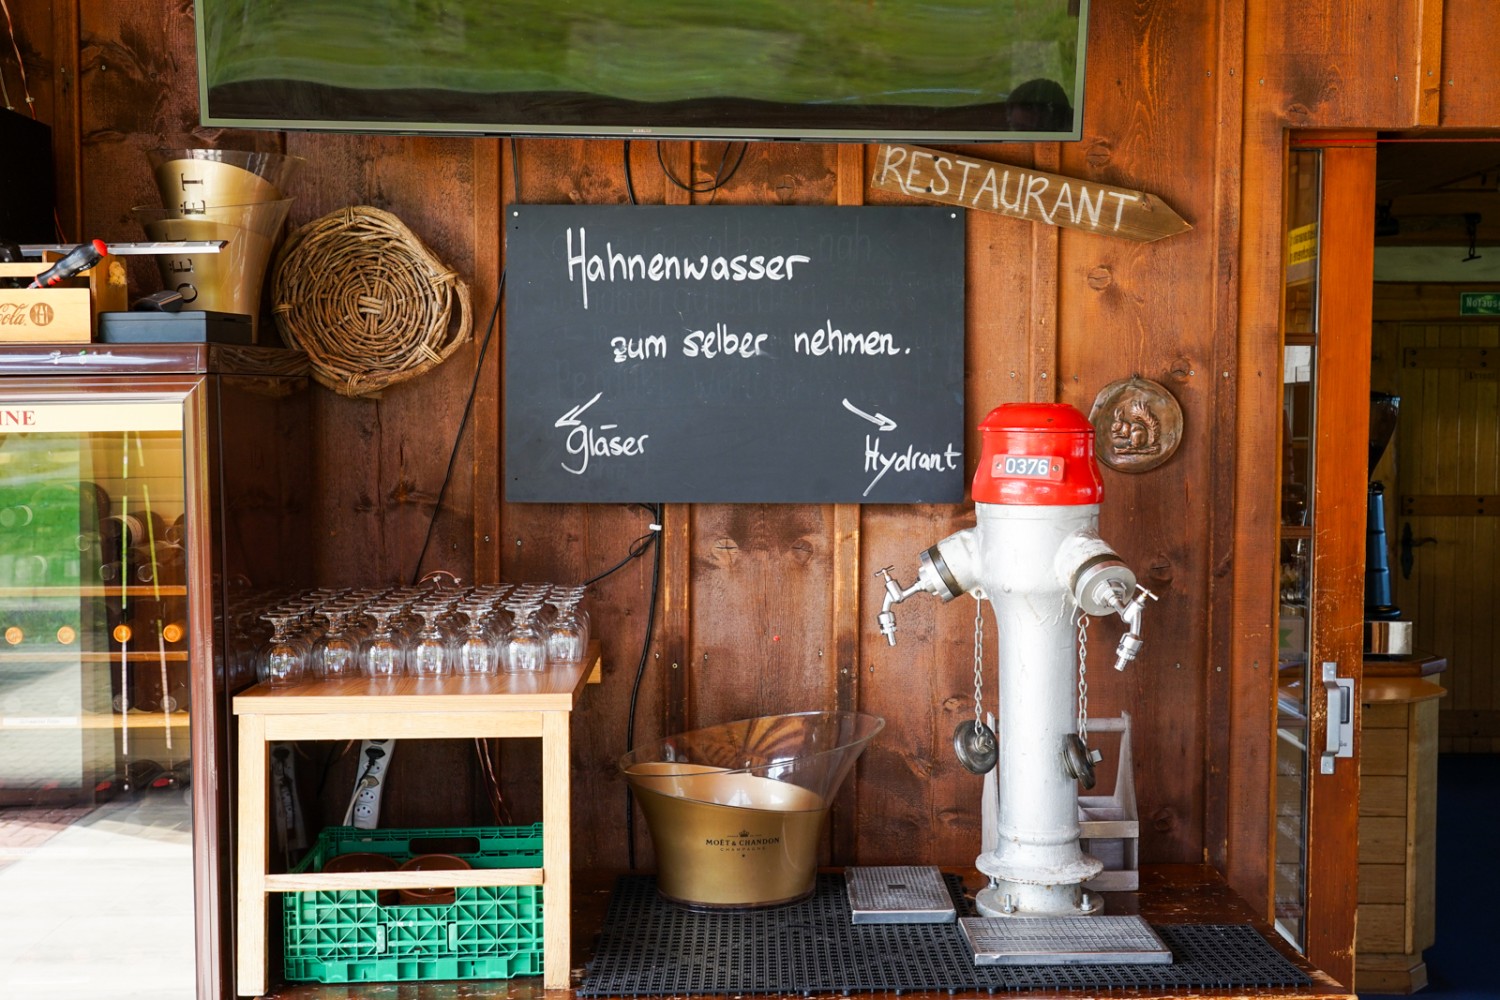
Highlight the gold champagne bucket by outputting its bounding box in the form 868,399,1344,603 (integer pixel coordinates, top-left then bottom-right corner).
137,148,302,342
141,217,276,340
133,200,293,239
621,711,883,909
147,148,304,213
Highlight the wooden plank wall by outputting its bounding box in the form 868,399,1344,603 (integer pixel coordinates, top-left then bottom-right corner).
12,0,1498,913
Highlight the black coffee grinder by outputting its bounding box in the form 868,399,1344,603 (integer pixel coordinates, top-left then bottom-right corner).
1365,392,1412,654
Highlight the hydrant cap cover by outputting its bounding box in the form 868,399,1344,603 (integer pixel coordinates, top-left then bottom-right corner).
972,402,1105,505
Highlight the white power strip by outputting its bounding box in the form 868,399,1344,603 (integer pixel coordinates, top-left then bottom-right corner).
349,739,393,829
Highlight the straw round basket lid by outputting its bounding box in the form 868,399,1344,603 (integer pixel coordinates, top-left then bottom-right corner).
272,206,472,397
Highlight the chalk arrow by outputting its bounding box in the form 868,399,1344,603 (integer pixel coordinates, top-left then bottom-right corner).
555,391,603,428
842,398,897,432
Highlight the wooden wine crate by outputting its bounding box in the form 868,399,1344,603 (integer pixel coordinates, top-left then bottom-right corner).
0,254,127,342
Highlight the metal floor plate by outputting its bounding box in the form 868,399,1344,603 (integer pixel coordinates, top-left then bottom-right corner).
578,874,1313,995
960,915,1172,965
846,865,956,923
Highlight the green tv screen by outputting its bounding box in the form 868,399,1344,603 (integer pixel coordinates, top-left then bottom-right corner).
196,0,1088,142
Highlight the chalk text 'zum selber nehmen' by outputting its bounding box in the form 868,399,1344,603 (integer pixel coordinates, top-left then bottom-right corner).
566,227,811,310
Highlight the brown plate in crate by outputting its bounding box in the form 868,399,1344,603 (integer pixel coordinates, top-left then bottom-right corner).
397,853,472,905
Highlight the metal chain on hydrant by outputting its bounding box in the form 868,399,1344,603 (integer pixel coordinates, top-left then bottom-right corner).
972,595,986,735
1076,608,1090,744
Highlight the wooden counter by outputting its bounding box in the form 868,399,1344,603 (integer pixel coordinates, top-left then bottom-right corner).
256,864,1352,1000
1355,673,1445,993
1361,652,1447,679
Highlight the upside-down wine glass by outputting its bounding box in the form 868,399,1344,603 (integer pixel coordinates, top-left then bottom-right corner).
363,604,406,678
316,605,362,679
456,600,498,675
502,601,547,673
545,586,590,663
259,610,310,687
408,602,451,677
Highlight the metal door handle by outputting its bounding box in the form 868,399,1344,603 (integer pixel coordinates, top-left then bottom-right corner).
1399,522,1437,580
1320,661,1354,774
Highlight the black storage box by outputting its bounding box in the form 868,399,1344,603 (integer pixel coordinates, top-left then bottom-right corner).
98,310,253,345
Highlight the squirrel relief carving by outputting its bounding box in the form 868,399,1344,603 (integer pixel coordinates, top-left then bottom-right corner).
1090,377,1182,473
1110,399,1163,456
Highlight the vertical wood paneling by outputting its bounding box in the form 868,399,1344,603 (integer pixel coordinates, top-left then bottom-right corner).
1414,0,1445,125
471,138,503,587
1234,3,1291,915
1056,0,1222,868
1254,1,1423,127
1208,0,1252,890
48,1,82,240
859,504,986,866
656,142,693,776
830,144,865,863
1439,0,1500,126
278,134,482,586
1029,143,1060,404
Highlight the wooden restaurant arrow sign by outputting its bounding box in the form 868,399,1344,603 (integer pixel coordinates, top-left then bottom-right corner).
871,143,1191,242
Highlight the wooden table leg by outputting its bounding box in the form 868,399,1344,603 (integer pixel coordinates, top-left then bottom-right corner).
542,709,571,989
236,713,269,997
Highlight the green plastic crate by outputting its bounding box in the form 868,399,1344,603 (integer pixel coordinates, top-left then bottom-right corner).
282,824,544,984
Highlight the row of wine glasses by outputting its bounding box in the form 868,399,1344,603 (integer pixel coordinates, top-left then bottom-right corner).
249,583,590,687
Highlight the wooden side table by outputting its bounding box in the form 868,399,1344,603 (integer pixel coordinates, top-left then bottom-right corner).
233,657,596,997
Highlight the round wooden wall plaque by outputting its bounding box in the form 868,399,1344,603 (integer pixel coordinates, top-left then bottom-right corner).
1088,377,1183,473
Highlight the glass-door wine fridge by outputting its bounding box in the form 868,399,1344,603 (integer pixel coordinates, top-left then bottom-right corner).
0,344,311,999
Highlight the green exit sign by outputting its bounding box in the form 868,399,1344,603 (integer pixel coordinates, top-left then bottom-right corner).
1460,292,1500,315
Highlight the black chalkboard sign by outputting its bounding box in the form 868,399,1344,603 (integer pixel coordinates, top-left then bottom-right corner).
504,205,965,503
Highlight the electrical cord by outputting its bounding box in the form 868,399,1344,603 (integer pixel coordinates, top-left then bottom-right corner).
624,502,664,869
409,270,504,586
583,504,661,587
623,141,638,205
408,137,523,585
510,137,521,201
655,141,748,197
0,0,34,116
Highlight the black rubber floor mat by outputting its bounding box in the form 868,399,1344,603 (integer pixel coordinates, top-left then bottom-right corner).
578,874,1312,995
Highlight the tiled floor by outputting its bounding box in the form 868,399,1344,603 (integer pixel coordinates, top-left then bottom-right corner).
0,793,195,999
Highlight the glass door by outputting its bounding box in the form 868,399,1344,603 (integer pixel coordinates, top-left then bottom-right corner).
0,398,195,998
1273,136,1376,988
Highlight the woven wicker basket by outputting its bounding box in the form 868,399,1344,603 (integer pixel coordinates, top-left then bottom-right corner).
271,206,472,397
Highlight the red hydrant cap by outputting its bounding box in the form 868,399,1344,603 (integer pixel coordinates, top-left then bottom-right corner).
971,403,1104,505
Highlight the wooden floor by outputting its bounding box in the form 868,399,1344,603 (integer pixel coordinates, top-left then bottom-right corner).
256,864,1353,1000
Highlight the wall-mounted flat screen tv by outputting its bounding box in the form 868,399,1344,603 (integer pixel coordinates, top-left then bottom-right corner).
195,0,1088,142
